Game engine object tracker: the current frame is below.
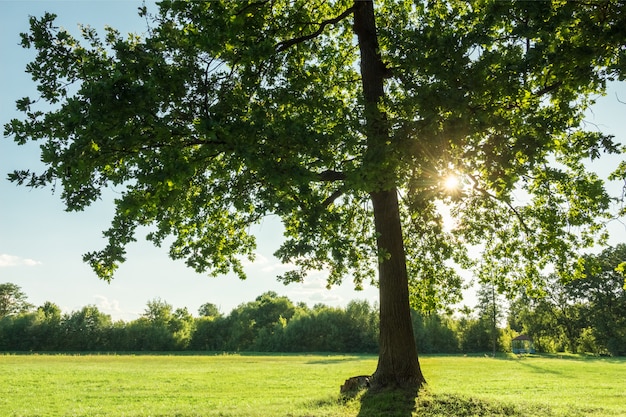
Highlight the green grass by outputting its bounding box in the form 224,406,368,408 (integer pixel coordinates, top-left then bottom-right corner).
0,353,624,416
423,354,626,417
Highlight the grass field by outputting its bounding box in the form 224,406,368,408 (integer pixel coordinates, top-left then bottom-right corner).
1,353,624,417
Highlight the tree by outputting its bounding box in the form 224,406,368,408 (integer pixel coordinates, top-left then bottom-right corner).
508,277,595,354
0,311,39,350
189,315,228,351
281,304,353,352
456,305,492,353
0,283,33,318
225,291,295,351
198,303,221,318
476,282,505,356
33,301,63,350
5,0,625,388
139,298,186,350
143,298,174,325
61,305,112,350
170,307,195,349
345,300,379,352
566,244,626,355
411,310,459,354
508,246,626,355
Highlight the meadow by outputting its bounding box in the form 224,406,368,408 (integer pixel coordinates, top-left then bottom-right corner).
0,353,624,417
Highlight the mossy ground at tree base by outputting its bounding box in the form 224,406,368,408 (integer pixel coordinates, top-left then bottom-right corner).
343,387,556,417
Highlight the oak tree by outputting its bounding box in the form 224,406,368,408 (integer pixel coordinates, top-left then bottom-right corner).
5,0,625,388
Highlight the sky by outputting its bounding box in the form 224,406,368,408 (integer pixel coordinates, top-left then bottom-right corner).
1,1,625,322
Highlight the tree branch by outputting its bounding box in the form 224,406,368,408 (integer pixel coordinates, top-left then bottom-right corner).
318,169,346,182
322,188,344,208
235,1,269,16
534,81,563,97
275,6,355,52
468,174,532,235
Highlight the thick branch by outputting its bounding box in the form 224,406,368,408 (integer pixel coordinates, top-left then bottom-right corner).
318,169,346,182
275,6,355,52
322,188,344,208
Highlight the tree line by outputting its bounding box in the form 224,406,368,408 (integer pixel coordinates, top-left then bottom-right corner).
0,286,491,353
0,290,382,353
1,245,624,355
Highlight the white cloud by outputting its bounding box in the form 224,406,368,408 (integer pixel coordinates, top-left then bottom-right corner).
240,252,269,267
0,254,42,267
261,260,294,273
300,275,329,289
93,295,124,318
240,252,296,273
285,275,345,306
308,291,343,304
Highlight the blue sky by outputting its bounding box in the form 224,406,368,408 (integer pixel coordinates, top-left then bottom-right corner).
1,1,624,321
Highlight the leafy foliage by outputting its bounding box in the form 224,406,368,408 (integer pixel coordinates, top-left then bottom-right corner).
509,244,626,355
0,283,33,318
5,1,624,311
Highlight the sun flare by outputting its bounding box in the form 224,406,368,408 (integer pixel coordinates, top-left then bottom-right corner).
443,174,460,191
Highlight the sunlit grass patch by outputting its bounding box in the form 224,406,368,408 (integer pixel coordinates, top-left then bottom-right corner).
423,354,626,416
1,353,624,416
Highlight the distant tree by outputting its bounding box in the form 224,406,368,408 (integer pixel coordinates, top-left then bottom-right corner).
411,311,458,354
108,320,130,351
545,275,589,353
508,245,626,356
455,306,492,353
476,282,505,356
198,303,221,318
0,283,33,318
0,303,64,351
344,300,379,352
189,315,228,351
6,1,625,388
32,301,63,350
281,305,351,352
124,317,161,350
508,295,561,353
38,301,62,320
226,291,295,351
61,305,112,350
170,307,195,349
139,298,189,350
566,245,626,355
0,312,39,350
508,279,591,354
142,298,173,325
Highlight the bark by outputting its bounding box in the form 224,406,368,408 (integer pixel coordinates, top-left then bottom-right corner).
353,1,426,389
371,189,426,388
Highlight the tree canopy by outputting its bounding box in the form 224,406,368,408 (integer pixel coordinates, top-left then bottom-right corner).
5,0,625,388
0,282,33,318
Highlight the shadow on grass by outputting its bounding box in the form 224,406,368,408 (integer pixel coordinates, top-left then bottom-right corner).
353,386,418,417
306,355,373,365
345,388,553,417
516,361,563,375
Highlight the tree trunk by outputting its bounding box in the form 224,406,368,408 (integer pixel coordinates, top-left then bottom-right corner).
353,1,426,389
371,189,426,388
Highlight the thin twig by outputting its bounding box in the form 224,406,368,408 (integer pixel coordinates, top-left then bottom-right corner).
468,174,532,234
